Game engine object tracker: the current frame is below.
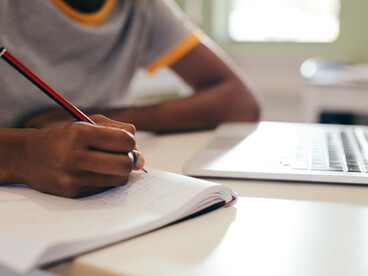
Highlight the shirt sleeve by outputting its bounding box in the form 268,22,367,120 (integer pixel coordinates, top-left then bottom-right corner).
140,0,202,73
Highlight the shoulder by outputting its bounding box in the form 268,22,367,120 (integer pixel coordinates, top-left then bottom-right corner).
118,0,179,26
128,0,178,15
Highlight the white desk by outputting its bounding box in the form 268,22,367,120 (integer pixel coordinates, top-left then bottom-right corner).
47,130,368,276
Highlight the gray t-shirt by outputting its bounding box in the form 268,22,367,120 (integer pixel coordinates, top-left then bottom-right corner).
0,0,197,127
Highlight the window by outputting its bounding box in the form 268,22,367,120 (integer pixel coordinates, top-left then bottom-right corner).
229,0,340,43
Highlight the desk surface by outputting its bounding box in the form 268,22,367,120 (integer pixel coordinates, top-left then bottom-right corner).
47,130,368,276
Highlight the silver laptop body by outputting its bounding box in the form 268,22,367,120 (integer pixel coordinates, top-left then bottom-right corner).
183,121,368,184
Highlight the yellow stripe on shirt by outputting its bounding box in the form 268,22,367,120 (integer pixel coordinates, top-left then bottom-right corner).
50,0,116,26
145,31,202,74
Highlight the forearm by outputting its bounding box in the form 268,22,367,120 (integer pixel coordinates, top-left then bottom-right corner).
102,79,260,133
103,41,261,133
0,128,35,184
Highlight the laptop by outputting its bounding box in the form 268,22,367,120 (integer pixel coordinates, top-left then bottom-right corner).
183,121,368,184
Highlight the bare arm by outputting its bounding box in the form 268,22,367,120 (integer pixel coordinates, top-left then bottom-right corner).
104,42,260,132
22,42,260,132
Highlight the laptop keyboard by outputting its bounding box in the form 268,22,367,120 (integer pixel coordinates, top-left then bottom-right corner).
280,127,368,173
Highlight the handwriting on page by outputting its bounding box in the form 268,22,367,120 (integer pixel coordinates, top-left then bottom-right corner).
0,169,212,242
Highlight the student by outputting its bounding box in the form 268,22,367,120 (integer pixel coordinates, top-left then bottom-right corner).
0,0,260,198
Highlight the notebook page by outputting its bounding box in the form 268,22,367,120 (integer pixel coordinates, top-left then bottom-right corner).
0,169,234,274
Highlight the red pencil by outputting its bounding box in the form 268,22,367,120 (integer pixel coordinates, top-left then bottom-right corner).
0,47,147,172
0,47,95,124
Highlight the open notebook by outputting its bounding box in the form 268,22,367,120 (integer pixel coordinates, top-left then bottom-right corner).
0,169,236,274
184,121,368,184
